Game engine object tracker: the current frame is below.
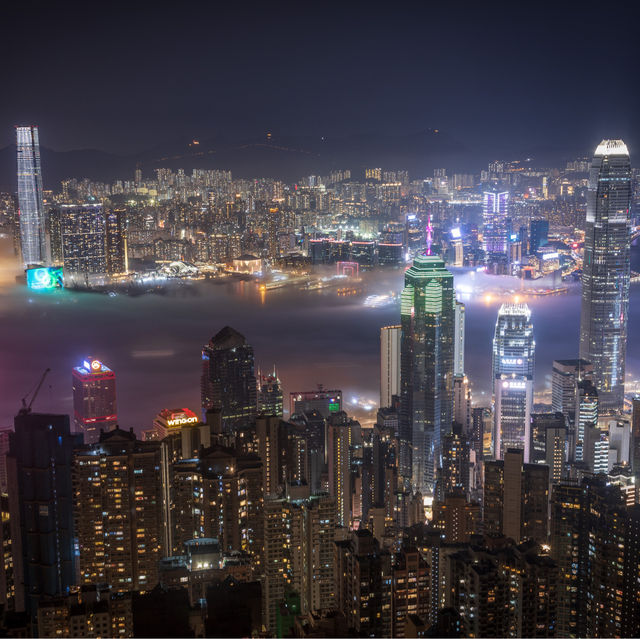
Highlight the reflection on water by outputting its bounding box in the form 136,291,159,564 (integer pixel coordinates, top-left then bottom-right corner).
0,240,638,430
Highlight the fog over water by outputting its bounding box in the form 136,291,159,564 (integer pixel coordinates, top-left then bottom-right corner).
0,237,638,431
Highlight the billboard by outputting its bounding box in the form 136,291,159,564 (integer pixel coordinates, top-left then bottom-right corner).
26,266,64,290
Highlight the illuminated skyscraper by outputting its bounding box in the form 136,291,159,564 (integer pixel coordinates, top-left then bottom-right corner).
579,139,632,411
482,190,509,259
257,370,283,416
201,326,257,431
16,126,46,267
399,254,455,495
60,204,107,277
105,208,127,274
454,300,465,376
492,304,535,461
380,325,401,408
72,358,117,444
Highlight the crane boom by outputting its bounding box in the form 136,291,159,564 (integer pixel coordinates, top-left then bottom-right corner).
19,368,51,415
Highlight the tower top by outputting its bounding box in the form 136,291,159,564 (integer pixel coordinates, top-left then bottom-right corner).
594,139,628,157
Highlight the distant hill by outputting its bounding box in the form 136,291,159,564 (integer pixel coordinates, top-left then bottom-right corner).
0,131,582,191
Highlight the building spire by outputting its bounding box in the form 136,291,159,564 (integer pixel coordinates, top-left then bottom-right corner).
425,214,433,256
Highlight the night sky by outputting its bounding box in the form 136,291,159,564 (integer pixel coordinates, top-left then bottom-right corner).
2,0,638,157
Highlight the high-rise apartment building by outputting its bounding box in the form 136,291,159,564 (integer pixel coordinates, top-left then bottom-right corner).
579,139,631,411
399,254,455,495
483,449,549,544
72,357,117,444
201,326,257,431
105,208,127,274
16,126,46,267
7,413,82,618
262,491,335,633
60,204,107,277
328,411,352,527
73,428,167,593
380,325,401,408
492,303,535,460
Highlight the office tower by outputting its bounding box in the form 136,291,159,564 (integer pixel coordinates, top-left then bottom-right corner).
380,325,401,408
492,303,535,461
289,387,342,418
60,204,107,276
105,208,127,274
72,357,117,444
257,370,283,416
16,126,46,267
262,491,335,633
579,139,632,411
399,254,455,495
73,428,167,593
551,359,593,428
328,411,352,527
545,418,567,483
391,549,430,637
531,412,565,464
574,379,598,462
551,477,637,638
7,412,82,618
529,219,549,253
147,408,210,462
482,190,509,259
335,530,392,637
483,449,549,544
453,301,465,376
632,396,640,477
201,326,257,431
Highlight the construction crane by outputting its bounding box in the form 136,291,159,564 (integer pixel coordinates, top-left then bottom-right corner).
18,368,51,415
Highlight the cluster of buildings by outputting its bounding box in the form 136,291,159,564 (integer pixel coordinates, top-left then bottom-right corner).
6,126,640,293
0,137,638,637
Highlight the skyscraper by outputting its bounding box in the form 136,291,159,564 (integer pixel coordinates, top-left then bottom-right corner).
328,411,352,527
380,325,401,408
16,126,47,267
201,326,257,431
579,139,632,411
482,190,509,261
453,301,465,376
7,412,82,618
105,207,127,274
492,303,535,460
257,370,283,416
72,357,117,444
400,254,455,495
60,204,107,277
73,428,167,593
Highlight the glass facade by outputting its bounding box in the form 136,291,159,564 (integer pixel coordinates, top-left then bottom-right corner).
579,140,631,411
482,191,509,258
16,126,46,267
492,303,535,460
399,254,455,495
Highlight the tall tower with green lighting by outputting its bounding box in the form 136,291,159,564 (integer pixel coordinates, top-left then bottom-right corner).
399,253,455,496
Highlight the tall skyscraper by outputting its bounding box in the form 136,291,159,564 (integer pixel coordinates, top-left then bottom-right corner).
257,370,283,416
482,190,509,260
328,411,352,527
201,326,257,431
60,204,107,277
492,303,535,461
579,139,632,411
105,207,127,274
400,254,455,495
551,359,593,426
7,413,82,618
72,357,117,444
16,126,47,267
574,379,598,462
454,300,465,376
380,325,401,408
529,219,549,253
